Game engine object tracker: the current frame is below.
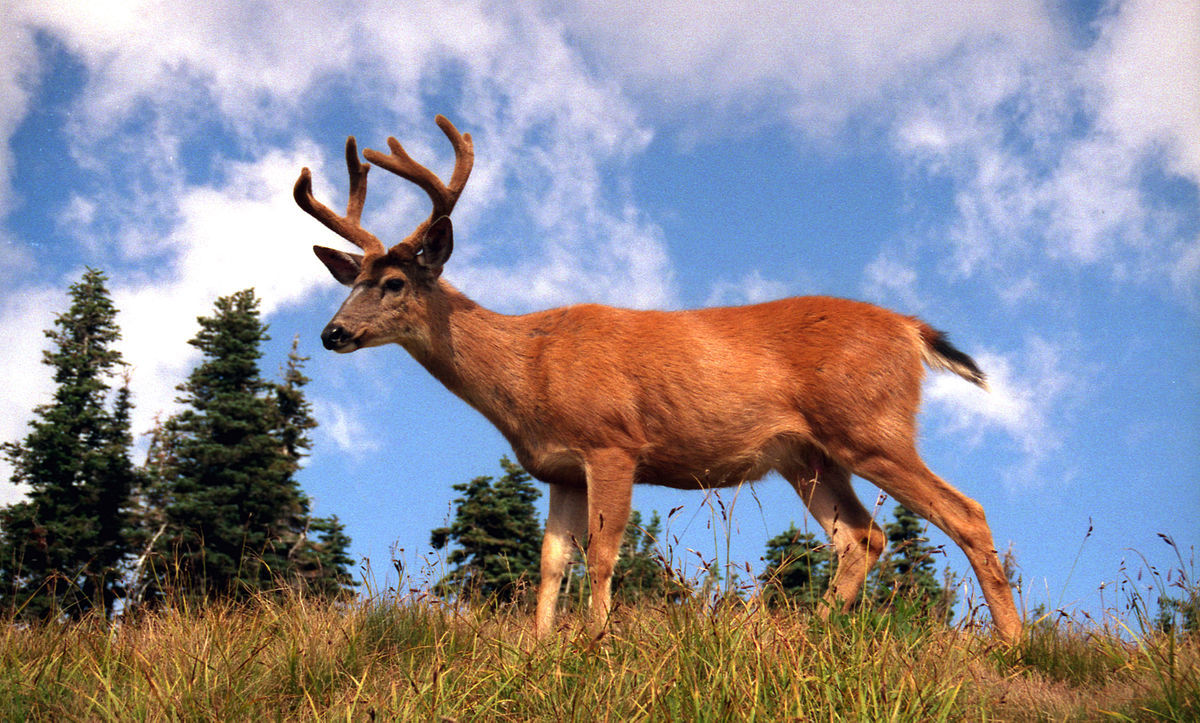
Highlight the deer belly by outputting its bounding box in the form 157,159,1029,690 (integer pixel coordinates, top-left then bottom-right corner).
634,433,806,490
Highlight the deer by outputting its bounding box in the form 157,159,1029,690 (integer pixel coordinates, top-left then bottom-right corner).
294,115,1023,644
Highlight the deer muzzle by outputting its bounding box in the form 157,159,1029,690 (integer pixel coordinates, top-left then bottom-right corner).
321,322,357,352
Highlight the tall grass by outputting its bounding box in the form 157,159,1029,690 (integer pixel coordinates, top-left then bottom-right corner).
2,514,1196,720
0,581,1195,720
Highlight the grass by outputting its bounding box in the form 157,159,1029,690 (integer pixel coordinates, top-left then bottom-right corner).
2,527,1196,720
0,588,1195,721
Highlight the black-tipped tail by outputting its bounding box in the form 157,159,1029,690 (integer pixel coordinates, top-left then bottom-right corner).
920,327,988,389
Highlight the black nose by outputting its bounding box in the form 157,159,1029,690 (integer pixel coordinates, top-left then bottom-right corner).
321,323,352,350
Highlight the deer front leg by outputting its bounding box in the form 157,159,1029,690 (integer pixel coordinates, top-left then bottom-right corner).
582,449,635,636
536,483,588,638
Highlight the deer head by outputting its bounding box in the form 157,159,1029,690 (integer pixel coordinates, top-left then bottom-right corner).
294,115,475,354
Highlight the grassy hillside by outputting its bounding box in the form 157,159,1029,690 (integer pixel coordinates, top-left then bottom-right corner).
1,588,1195,721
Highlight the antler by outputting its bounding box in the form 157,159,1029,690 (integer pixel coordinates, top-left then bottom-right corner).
363,115,475,224
294,137,386,257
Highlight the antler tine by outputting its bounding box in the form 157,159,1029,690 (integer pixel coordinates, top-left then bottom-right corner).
343,137,370,225
363,115,475,221
293,137,386,256
435,114,475,200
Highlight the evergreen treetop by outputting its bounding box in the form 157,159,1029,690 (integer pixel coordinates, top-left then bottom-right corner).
759,523,833,608
609,510,689,603
430,457,543,604
868,504,957,622
137,289,354,604
0,268,138,620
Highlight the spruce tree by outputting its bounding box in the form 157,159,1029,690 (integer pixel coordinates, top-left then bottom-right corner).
610,510,688,603
430,457,543,603
0,268,138,620
869,504,956,621
138,290,353,603
274,336,318,472
272,337,356,596
759,523,833,608
126,414,175,608
1157,593,1200,637
429,459,688,607
287,514,357,597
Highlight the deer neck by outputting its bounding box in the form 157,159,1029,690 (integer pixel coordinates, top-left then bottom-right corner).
408,281,534,434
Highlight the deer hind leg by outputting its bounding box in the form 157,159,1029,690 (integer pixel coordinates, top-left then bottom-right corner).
850,445,1022,643
581,449,635,636
785,459,885,617
536,483,588,638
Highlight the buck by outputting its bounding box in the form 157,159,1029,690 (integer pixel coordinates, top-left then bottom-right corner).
295,116,1022,643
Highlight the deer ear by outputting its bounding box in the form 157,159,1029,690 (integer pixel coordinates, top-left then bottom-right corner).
314,245,362,286
416,216,454,277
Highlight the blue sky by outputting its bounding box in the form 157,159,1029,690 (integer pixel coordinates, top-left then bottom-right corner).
1,0,1197,624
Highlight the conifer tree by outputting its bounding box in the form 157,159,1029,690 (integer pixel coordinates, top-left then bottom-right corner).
138,290,353,603
609,510,689,603
0,268,138,620
430,459,688,607
274,336,318,472
759,523,833,608
571,506,696,602
562,510,683,604
287,514,357,597
869,504,956,621
272,337,356,596
430,457,543,603
126,414,175,608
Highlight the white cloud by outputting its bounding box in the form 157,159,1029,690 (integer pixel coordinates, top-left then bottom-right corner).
108,145,339,434
11,0,669,309
924,337,1075,489
704,269,789,307
886,0,1200,296
19,0,373,139
552,0,1199,303
2,0,1195,502
0,286,63,504
0,0,676,473
313,398,382,460
0,11,37,219
1093,0,1200,182
862,254,923,311
555,0,1054,136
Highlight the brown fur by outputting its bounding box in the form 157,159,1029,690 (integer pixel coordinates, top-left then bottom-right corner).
296,117,1022,644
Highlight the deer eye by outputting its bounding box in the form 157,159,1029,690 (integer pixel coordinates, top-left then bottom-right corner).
382,277,406,293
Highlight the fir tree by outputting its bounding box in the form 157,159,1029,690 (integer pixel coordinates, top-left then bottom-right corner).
138,290,353,603
274,336,318,470
561,509,685,605
869,504,956,621
1154,534,1199,638
759,523,833,608
287,514,357,597
272,337,356,596
0,268,138,620
1157,593,1200,637
126,414,175,608
611,510,683,602
430,459,688,607
430,457,543,604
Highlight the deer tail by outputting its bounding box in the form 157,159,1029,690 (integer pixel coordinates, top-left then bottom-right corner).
918,323,988,390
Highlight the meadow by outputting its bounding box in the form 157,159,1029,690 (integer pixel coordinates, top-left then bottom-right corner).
0,575,1195,721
